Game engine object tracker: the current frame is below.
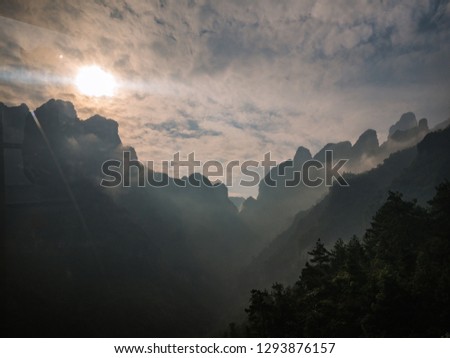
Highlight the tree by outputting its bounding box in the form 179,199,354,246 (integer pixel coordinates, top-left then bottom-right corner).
242,183,450,337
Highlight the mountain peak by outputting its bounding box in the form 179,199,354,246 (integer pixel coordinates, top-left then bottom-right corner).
389,112,417,137
36,99,78,121
83,114,121,148
353,129,379,157
418,118,428,131
293,146,312,166
187,172,213,186
0,102,29,111
314,141,352,162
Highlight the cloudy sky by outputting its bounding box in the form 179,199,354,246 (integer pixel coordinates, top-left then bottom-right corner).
1,0,449,196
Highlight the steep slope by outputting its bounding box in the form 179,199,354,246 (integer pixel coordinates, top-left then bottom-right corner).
242,126,450,291
2,99,254,337
241,184,450,337
239,112,430,247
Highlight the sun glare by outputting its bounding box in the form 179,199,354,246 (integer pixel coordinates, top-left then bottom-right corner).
75,66,117,97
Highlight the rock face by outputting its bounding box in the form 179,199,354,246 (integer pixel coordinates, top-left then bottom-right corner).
1,103,31,187
21,99,123,186
313,141,352,162
0,102,29,143
293,146,312,166
240,145,326,245
4,98,256,337
418,118,429,132
352,129,379,158
83,114,122,149
389,112,417,137
383,116,429,149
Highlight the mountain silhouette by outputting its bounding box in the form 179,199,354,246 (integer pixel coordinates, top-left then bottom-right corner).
2,99,449,338
2,99,255,337
239,112,433,249
388,112,417,137
240,125,450,295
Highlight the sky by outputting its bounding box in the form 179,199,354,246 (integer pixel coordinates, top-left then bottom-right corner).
1,0,450,197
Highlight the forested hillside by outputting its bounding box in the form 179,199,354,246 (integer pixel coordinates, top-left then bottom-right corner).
235,182,450,337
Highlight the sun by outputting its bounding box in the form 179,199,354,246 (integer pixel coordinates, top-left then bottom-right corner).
75,66,117,97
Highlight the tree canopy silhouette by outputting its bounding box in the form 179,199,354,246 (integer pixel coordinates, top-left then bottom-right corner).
240,182,450,337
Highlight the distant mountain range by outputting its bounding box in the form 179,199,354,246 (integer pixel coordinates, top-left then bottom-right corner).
239,111,433,245
1,99,449,337
240,125,450,294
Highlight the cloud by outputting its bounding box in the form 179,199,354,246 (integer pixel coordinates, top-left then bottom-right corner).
147,118,221,139
0,0,449,196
